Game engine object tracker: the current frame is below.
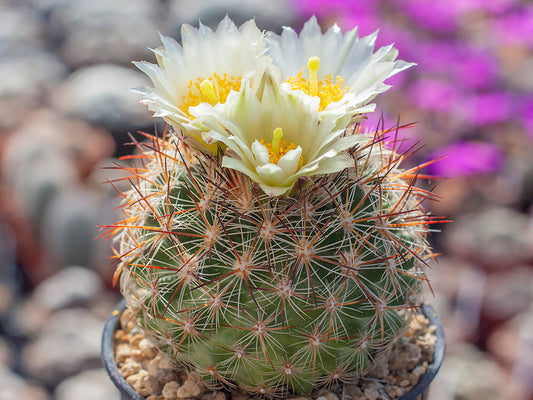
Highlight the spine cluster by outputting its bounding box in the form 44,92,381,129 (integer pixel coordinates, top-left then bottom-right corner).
105,125,440,397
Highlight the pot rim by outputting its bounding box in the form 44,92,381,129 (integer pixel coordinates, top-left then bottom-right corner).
102,300,445,400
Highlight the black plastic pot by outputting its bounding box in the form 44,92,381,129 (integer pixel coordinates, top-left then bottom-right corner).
102,300,445,400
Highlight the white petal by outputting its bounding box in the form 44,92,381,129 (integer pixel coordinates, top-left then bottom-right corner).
251,141,270,165
256,163,286,186
277,146,302,176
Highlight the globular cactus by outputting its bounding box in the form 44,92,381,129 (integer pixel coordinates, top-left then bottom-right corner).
104,17,441,398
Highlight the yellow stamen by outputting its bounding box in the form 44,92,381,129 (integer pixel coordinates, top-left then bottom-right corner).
272,127,283,158
286,68,348,111
199,79,218,104
308,56,320,97
180,73,242,118
260,128,304,168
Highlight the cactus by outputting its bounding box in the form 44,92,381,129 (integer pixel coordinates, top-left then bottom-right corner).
103,17,441,398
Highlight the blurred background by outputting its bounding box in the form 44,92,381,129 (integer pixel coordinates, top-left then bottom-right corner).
0,0,532,399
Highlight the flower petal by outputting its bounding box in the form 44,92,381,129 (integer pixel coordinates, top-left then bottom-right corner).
277,146,303,176
256,163,286,186
251,140,270,165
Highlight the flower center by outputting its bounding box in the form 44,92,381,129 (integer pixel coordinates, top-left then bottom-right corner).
260,127,302,166
286,56,348,111
180,73,241,117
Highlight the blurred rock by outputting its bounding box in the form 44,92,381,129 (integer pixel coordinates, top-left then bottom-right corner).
40,187,115,271
166,0,296,35
7,298,48,338
0,366,50,400
428,344,505,400
21,308,103,386
32,266,103,312
0,337,14,368
9,266,104,337
443,207,533,269
0,51,67,129
54,368,121,400
35,0,160,41
2,109,115,182
50,64,152,133
0,223,17,317
0,4,44,51
483,266,533,321
60,15,160,68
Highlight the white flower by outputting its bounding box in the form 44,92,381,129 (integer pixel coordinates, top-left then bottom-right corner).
266,16,415,124
191,71,365,197
133,16,268,152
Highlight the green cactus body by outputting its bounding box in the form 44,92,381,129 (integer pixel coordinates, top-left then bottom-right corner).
110,127,435,397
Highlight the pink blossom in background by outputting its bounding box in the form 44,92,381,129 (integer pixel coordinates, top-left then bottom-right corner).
408,79,457,113
523,101,533,140
427,141,504,177
363,112,420,155
461,92,512,126
453,51,496,90
494,6,533,48
402,0,460,32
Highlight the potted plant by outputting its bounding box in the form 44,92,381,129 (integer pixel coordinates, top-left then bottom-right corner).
101,16,445,400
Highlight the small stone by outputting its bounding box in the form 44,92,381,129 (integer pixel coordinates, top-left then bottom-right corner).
156,369,180,385
131,348,145,362
119,360,141,378
120,307,135,330
115,343,131,363
325,393,338,400
363,388,378,400
158,357,175,369
54,368,120,400
316,396,327,400
345,384,363,397
162,381,180,399
212,391,226,400
126,370,148,391
399,379,410,387
139,338,158,358
139,375,163,397
177,376,203,398
386,386,403,398
131,333,144,348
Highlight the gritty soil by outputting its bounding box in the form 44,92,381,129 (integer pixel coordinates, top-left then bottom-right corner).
113,307,437,400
